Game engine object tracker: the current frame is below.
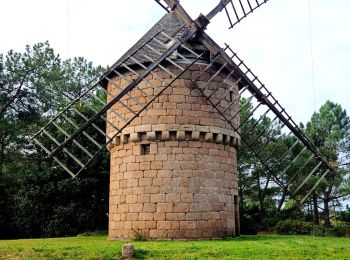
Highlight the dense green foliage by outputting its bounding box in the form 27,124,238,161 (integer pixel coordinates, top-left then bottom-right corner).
1,234,350,259
276,220,350,237
238,98,350,233
276,220,315,235
0,42,109,239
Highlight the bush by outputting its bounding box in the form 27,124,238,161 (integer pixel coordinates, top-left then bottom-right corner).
339,210,350,223
311,225,328,237
276,220,315,235
240,217,258,235
277,220,350,237
331,222,350,237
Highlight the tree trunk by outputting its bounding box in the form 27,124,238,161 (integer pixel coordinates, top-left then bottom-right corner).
238,168,244,224
323,198,331,227
312,194,320,225
0,132,4,176
323,189,332,227
259,175,271,226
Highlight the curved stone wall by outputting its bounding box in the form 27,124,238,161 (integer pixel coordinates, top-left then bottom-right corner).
107,63,240,239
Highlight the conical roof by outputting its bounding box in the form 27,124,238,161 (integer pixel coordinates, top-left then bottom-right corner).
109,12,188,70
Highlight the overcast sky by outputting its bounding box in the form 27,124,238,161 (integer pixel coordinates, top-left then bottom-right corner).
0,0,349,124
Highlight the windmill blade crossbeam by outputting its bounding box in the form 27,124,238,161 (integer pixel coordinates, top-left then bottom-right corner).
154,0,173,13
219,0,269,29
293,161,322,195
286,154,315,186
300,170,330,204
31,28,204,177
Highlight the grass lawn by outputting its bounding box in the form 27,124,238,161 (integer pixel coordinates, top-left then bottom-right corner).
0,234,349,259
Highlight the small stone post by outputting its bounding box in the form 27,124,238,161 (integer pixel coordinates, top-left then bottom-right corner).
122,243,134,258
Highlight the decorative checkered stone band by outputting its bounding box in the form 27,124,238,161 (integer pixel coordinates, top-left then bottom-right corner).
107,124,240,150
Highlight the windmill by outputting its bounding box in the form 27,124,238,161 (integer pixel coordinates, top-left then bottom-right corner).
31,0,334,239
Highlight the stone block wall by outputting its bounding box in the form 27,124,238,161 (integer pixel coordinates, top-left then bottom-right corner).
106,64,240,135
107,62,240,239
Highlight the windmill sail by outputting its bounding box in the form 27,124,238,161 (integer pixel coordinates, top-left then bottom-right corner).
154,0,334,206
157,0,269,29
180,40,334,206
206,0,269,28
31,26,204,177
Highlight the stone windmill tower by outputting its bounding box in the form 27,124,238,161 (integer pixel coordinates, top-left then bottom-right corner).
31,0,334,240
105,12,241,239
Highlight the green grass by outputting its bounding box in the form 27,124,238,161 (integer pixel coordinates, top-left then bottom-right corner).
0,234,349,259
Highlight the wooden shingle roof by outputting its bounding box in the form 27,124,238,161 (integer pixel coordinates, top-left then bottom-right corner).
109,12,188,70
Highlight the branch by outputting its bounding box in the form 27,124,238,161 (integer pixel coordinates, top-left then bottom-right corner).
0,68,37,116
0,83,23,116
329,193,350,201
339,162,350,166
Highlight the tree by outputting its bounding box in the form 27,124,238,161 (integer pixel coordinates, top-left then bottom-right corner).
0,42,60,177
0,42,108,238
0,42,105,175
0,42,62,116
238,98,283,231
237,99,350,230
306,101,350,227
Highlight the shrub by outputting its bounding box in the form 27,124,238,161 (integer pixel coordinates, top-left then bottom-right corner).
276,220,315,235
277,220,350,237
331,222,350,237
339,210,350,223
311,225,327,237
240,217,258,235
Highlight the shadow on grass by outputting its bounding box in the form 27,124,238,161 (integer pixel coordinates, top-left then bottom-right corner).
133,248,149,259
133,235,283,247
224,235,283,242
132,246,202,259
